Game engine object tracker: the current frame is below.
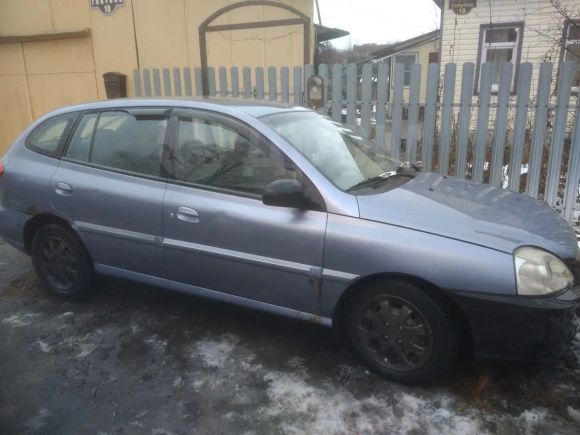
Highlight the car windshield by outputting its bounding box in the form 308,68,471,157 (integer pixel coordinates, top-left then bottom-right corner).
261,111,401,191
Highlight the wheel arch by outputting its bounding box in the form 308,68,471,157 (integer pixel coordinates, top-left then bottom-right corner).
23,213,82,255
332,272,474,354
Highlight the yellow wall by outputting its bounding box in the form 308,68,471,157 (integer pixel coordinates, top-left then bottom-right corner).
0,0,314,153
390,38,439,104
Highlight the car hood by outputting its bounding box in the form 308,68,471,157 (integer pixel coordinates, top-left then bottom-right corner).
356,171,578,259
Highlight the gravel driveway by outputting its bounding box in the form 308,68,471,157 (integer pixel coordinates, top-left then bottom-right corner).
0,240,579,434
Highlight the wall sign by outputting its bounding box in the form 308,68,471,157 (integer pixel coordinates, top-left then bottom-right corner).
449,0,476,15
90,0,125,16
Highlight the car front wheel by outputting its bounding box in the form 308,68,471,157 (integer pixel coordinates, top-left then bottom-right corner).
347,280,457,384
31,224,94,300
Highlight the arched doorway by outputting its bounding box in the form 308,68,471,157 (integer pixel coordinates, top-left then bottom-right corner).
199,1,311,96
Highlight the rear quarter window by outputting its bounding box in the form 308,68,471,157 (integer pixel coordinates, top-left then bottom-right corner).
65,109,168,178
26,112,78,157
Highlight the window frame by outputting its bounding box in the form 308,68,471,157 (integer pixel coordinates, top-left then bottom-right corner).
392,52,418,87
474,22,524,95
166,108,326,212
559,19,580,93
25,111,80,158
61,106,173,182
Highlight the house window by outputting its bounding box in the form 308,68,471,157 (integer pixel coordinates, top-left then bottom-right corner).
476,23,523,93
428,51,439,64
393,53,417,86
562,20,580,90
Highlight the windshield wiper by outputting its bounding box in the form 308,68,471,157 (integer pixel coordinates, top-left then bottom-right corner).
346,162,421,193
346,171,398,192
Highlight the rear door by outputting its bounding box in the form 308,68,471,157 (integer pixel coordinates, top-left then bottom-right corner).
51,107,170,277
162,109,327,315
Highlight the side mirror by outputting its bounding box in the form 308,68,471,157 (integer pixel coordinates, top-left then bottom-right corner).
262,179,306,209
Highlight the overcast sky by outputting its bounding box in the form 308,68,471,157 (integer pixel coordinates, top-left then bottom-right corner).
316,0,441,47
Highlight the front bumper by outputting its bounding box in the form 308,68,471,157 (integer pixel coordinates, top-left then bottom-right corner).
448,284,579,363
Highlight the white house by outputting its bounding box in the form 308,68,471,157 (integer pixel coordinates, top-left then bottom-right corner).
435,0,580,96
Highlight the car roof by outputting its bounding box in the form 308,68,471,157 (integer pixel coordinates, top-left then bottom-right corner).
47,98,310,119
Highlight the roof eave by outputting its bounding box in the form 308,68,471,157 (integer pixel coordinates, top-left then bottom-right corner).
315,24,350,42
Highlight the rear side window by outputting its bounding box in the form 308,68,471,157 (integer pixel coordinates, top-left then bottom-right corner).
27,112,78,156
66,110,168,177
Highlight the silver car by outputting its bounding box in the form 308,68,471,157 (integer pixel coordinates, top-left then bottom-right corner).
0,99,578,384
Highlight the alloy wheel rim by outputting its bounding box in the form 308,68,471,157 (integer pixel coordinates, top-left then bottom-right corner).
357,295,433,372
38,236,78,292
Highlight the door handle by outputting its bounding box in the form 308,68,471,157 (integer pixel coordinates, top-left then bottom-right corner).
55,181,73,195
176,206,199,223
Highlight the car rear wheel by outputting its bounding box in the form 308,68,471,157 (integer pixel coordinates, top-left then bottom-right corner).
346,280,456,384
31,224,94,300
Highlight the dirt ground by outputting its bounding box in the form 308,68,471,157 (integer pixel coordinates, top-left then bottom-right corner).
0,240,579,435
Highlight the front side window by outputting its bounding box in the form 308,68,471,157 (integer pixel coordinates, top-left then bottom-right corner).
27,112,78,156
262,111,401,191
66,110,168,177
174,112,297,196
477,23,523,92
393,53,417,86
562,20,580,89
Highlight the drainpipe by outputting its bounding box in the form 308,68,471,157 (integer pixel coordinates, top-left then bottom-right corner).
438,2,443,64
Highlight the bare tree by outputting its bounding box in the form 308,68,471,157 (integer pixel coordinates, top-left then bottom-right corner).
528,0,580,63
315,41,351,65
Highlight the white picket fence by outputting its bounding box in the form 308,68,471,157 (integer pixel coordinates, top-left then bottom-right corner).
133,61,580,226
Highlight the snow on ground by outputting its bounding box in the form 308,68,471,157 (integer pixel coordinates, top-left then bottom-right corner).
1,258,577,434
182,332,577,435
2,311,41,327
261,370,486,435
194,334,239,369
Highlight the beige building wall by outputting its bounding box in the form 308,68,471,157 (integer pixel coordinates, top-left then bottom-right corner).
439,0,578,99
0,43,33,152
392,38,439,103
132,0,313,94
0,0,314,154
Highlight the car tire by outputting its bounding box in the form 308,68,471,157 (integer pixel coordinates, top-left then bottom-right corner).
346,279,457,384
31,224,94,300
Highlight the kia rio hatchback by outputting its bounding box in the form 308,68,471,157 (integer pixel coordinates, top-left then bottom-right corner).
0,99,578,384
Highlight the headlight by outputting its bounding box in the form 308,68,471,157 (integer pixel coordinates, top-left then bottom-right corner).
514,247,573,296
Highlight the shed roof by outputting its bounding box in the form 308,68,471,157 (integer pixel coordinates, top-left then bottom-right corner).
369,29,440,60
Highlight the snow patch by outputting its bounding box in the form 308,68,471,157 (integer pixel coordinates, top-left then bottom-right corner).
151,429,178,435
76,342,98,358
172,376,184,388
144,335,168,353
2,312,40,327
261,371,487,435
24,407,53,430
191,379,206,391
567,406,580,423
515,408,548,434
36,340,51,353
193,334,238,368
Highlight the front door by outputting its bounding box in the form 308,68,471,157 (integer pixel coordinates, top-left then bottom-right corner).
51,108,170,277
162,109,327,315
